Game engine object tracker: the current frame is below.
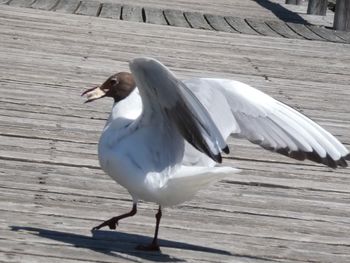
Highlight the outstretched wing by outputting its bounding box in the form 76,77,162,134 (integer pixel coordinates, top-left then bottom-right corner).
184,78,349,168
129,58,228,163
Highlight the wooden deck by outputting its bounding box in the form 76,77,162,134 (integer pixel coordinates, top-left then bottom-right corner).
0,1,350,262
2,0,350,43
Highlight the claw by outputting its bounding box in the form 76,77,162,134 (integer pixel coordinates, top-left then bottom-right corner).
108,220,118,230
92,218,119,231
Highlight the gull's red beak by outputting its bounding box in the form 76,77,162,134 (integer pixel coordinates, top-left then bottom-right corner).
81,85,106,103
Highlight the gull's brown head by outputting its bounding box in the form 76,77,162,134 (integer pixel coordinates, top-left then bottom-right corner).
82,72,136,103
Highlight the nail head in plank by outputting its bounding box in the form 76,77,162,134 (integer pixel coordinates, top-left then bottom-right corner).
184,12,212,30
99,3,121,19
121,5,143,23
144,7,167,25
307,25,346,43
205,14,237,33
266,20,304,39
163,9,190,28
8,0,35,7
224,16,259,35
286,22,324,41
31,0,58,10
75,0,101,17
52,0,80,13
245,18,282,37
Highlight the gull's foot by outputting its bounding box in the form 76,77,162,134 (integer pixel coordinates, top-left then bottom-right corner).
91,217,119,231
136,243,160,252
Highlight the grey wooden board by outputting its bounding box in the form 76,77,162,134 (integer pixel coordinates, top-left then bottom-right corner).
164,9,190,28
286,22,325,41
52,0,80,13
0,0,9,3
266,20,304,39
75,0,101,17
121,5,143,23
31,0,58,10
1,1,349,44
8,0,35,7
99,2,121,19
246,18,282,37
144,7,167,25
307,25,346,43
205,14,237,33
334,30,350,43
1,4,350,263
225,16,259,35
184,11,212,30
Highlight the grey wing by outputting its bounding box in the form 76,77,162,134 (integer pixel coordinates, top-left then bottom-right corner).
129,57,229,163
184,78,349,168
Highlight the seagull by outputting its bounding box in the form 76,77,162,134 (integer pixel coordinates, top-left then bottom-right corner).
82,57,349,251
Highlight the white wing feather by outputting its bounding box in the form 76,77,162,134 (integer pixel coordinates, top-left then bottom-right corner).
184,78,349,168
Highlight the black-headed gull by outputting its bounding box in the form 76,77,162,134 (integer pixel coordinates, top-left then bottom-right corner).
83,57,349,250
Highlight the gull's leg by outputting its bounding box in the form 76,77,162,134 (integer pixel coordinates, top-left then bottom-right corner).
92,203,137,231
136,206,162,251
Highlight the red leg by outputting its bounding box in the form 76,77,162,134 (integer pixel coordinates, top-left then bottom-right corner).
92,203,137,231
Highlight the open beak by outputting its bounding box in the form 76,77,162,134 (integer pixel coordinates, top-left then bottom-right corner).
81,85,106,103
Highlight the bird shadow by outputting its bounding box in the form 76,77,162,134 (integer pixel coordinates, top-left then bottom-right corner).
10,226,232,262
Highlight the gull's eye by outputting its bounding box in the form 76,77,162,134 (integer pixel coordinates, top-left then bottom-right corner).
110,78,118,86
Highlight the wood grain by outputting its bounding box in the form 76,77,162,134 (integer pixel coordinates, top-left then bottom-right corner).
163,9,190,28
333,0,350,32
205,14,237,33
144,7,167,25
225,16,259,35
99,2,121,19
31,0,58,10
53,0,80,13
184,11,212,30
75,0,101,17
0,3,350,263
121,5,143,23
8,0,35,7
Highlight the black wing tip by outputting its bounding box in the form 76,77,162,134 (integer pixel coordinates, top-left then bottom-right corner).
345,153,350,161
275,148,348,168
222,145,230,154
212,153,223,163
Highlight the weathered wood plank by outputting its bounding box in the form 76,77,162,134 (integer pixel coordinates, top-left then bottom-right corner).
121,5,143,23
307,0,328,16
99,2,121,20
285,0,303,4
225,16,259,35
52,0,80,14
334,30,350,43
307,25,346,43
75,0,101,17
266,20,304,39
205,14,237,33
164,9,190,28
30,0,58,10
246,18,283,37
333,0,350,32
8,0,35,8
144,7,167,25
286,22,325,41
184,11,212,30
